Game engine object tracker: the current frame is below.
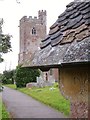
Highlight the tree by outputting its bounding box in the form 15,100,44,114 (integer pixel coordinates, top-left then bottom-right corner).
2,70,15,84
0,19,12,62
15,65,40,88
0,73,3,83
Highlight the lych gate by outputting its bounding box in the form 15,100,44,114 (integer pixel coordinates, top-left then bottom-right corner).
21,1,89,118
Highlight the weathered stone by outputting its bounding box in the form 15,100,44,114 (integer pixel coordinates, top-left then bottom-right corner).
63,29,74,37
83,13,90,19
67,15,83,29
58,19,69,27
72,19,85,29
41,35,50,42
79,2,90,11
60,32,75,44
63,37,89,62
50,21,58,29
26,82,37,88
51,31,62,40
60,26,68,32
58,15,66,23
77,2,88,10
85,19,90,25
49,26,59,35
74,24,87,34
66,8,78,17
51,34,63,46
66,2,74,8
40,38,51,49
81,7,90,14
58,11,66,18
75,29,89,42
69,11,80,19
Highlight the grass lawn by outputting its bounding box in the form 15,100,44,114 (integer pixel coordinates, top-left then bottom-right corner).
0,94,10,119
0,97,2,119
2,103,10,118
5,84,70,116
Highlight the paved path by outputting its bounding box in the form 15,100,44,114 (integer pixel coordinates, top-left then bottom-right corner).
2,87,66,118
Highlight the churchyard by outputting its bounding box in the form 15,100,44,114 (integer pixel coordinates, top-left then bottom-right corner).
5,83,70,116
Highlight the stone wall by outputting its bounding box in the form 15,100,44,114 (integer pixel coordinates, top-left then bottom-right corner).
18,11,47,64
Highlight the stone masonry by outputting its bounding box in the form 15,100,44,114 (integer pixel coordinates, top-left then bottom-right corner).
18,11,59,84
18,10,47,64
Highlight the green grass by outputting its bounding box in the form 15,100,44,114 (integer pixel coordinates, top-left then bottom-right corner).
0,97,2,119
5,84,16,89
5,84,70,116
0,94,10,119
2,103,10,118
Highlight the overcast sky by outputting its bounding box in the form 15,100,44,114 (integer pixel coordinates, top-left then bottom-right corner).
0,0,73,73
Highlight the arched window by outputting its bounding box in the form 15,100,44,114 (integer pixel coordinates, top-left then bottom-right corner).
32,27,36,35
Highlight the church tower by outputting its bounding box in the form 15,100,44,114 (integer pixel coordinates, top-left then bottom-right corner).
38,10,47,25
18,10,47,64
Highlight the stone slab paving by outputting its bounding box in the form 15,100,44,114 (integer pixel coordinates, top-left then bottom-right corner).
2,87,66,118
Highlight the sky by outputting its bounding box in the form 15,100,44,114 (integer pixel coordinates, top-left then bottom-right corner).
0,0,73,73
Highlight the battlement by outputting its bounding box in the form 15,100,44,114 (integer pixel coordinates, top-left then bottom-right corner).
38,10,47,25
20,16,27,22
20,16,38,22
38,10,47,16
20,10,47,25
34,16,37,19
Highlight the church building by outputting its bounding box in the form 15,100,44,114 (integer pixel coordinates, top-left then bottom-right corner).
18,10,58,83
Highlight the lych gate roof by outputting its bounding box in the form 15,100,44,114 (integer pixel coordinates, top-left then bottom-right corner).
23,1,90,68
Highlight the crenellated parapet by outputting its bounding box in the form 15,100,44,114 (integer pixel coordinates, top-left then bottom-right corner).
38,10,47,16
20,10,47,26
38,10,47,25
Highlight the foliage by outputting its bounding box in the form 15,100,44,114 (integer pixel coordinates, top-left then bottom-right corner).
0,100,10,119
2,103,10,118
15,65,40,88
0,19,12,62
0,97,2,119
2,70,15,84
0,73,3,82
0,97,10,119
53,82,59,88
5,84,70,116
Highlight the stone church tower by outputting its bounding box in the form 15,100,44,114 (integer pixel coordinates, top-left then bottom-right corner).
18,10,47,64
18,10,58,83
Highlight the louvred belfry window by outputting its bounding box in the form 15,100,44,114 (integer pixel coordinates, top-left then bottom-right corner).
32,27,36,35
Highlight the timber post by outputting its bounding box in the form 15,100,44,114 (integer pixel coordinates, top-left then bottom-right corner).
58,65,89,118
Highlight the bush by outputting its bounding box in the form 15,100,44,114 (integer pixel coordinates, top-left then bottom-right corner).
15,65,40,88
54,82,59,88
2,70,15,84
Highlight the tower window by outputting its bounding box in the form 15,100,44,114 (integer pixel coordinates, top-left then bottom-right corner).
32,27,36,35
